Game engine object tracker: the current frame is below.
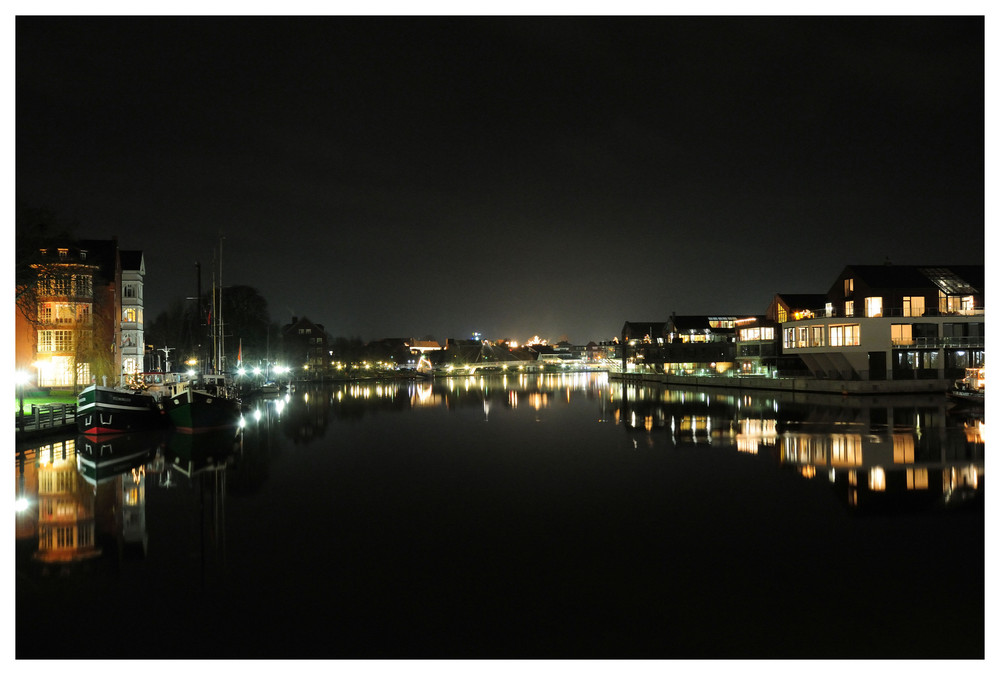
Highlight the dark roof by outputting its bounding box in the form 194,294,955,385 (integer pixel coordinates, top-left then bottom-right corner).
775,293,827,309
844,265,984,294
621,321,667,338
76,239,118,279
120,250,143,270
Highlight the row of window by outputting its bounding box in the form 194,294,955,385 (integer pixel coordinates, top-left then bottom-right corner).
781,293,976,320
38,302,91,325
783,324,861,349
37,274,93,298
37,329,77,352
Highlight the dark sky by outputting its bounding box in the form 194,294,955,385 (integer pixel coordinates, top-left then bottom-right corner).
15,15,985,344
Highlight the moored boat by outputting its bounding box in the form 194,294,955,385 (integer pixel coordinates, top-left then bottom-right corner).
76,384,166,436
948,366,985,406
164,374,242,433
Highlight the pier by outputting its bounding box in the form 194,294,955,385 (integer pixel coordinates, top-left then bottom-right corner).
14,403,77,439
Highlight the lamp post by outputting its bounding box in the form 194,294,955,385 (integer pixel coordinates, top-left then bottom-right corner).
15,370,31,432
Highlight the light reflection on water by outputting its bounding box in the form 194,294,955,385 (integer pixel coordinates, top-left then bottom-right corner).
14,373,985,658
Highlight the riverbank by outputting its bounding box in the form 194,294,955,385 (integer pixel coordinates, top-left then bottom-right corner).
612,371,955,395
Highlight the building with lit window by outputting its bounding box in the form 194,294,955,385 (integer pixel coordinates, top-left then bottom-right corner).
15,238,141,392
119,250,146,385
621,315,738,375
280,316,329,379
18,243,104,389
734,294,826,376
781,265,984,386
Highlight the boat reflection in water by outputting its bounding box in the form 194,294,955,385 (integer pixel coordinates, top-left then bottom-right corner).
617,380,985,513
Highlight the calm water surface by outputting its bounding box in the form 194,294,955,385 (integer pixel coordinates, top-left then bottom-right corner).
15,373,985,659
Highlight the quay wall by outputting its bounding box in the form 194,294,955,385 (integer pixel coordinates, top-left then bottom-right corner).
611,372,952,395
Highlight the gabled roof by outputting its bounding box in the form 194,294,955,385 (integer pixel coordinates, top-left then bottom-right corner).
76,239,119,279
120,250,144,271
621,321,667,338
774,293,827,309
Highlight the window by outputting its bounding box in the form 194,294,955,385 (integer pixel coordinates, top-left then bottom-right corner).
844,278,854,295
75,275,93,297
810,325,825,347
777,306,787,323
830,324,861,347
903,296,925,317
940,292,975,315
54,330,74,352
891,324,913,345
845,301,854,317
825,302,834,317
865,297,883,318
845,325,860,346
123,308,138,323
123,284,136,298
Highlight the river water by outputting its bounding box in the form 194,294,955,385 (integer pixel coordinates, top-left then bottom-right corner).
14,372,985,659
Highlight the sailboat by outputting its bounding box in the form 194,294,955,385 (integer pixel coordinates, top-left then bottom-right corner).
165,239,242,433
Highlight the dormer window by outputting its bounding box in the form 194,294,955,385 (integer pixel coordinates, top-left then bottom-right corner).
57,248,68,259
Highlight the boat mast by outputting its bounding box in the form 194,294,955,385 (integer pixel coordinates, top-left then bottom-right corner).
218,235,225,375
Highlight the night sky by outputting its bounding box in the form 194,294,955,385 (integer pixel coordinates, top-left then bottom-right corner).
15,13,986,344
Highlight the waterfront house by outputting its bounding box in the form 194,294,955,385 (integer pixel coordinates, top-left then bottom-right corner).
621,316,738,375
734,294,827,376
780,264,984,388
15,238,129,392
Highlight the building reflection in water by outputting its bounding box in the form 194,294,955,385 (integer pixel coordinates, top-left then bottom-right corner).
616,379,984,513
15,432,164,571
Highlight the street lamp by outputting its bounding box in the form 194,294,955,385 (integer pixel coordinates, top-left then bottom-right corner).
15,370,32,431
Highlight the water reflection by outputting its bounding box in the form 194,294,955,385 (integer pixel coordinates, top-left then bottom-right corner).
15,431,166,571
617,380,985,513
14,374,984,658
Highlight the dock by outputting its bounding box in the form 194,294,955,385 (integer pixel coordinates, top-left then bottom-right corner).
14,403,77,440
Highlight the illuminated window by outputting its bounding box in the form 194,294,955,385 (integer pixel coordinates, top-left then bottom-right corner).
845,325,860,346
825,302,834,317
891,324,913,345
868,467,886,491
892,434,915,463
865,297,883,317
810,325,825,347
829,324,860,347
845,300,854,317
903,296,925,317
844,278,854,294
777,306,787,323
906,468,929,490
123,308,138,323
830,326,843,346
783,328,795,349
